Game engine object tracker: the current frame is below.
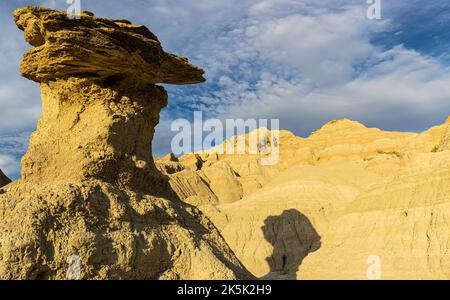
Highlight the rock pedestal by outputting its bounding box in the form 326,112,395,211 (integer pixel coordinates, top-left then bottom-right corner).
22,78,169,193
0,6,252,280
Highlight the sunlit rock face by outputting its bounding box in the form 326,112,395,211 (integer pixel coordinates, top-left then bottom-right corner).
159,118,450,279
14,6,205,85
0,6,252,280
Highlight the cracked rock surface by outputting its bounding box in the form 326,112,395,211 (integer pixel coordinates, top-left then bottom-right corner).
0,6,252,280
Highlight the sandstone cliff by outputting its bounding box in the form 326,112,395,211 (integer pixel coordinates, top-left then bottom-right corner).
0,6,252,280
159,118,450,279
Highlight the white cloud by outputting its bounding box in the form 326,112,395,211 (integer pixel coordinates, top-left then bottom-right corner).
2,0,450,169
246,8,381,87
0,154,20,179
0,2,42,135
0,82,41,134
219,45,450,134
161,2,450,138
0,132,30,179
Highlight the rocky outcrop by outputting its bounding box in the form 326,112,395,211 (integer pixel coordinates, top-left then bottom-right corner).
165,118,450,279
0,170,11,189
0,6,252,280
14,7,205,85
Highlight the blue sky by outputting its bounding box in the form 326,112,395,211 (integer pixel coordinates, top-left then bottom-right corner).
1,0,450,179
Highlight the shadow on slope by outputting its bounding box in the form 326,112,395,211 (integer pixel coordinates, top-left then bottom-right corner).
261,209,321,279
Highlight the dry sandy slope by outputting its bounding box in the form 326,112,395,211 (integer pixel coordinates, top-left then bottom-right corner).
158,117,450,279
0,170,11,189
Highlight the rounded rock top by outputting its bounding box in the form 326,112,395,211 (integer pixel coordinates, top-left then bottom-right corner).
14,6,206,85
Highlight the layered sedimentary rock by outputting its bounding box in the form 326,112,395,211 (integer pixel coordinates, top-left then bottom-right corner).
0,170,11,188
14,7,205,85
0,6,252,280
160,118,450,279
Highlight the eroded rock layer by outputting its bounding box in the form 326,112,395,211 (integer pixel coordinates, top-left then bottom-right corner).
14,7,205,85
0,6,252,280
159,118,450,279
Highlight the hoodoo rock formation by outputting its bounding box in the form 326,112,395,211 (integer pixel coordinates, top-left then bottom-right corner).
0,6,252,279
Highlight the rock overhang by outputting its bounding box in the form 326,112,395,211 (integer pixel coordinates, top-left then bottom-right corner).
13,6,206,85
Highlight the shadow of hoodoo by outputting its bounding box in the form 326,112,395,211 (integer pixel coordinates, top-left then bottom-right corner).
261,209,321,279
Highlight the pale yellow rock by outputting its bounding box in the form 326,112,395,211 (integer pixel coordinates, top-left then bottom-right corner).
167,169,219,206
159,153,179,163
0,6,252,280
168,117,450,279
300,150,450,279
201,161,244,204
178,153,204,171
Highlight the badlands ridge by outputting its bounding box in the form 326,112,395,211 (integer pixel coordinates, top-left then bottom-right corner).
157,117,450,279
0,6,449,280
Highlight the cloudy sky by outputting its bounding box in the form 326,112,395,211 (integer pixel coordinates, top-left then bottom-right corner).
1,0,450,179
